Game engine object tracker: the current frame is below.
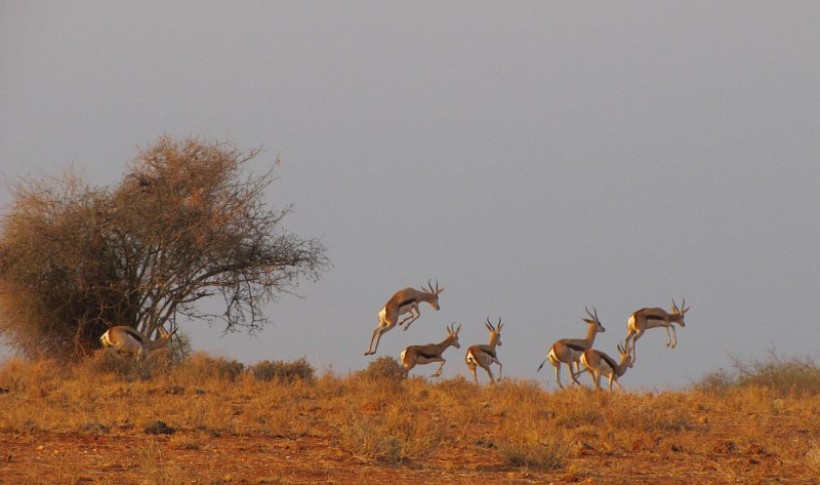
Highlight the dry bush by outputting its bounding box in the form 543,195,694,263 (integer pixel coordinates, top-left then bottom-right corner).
249,357,315,383
170,352,245,384
693,352,820,396
334,377,448,464
0,358,68,395
358,356,405,382
81,348,175,381
497,432,565,470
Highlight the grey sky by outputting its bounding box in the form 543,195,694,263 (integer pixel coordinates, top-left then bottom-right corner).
2,2,818,389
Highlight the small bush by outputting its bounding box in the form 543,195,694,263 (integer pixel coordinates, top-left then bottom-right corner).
175,352,245,382
359,356,405,381
497,433,565,470
692,352,820,396
340,414,404,463
691,369,733,394
84,348,173,381
249,357,315,383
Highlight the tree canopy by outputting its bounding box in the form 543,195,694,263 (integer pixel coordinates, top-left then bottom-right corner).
0,136,328,360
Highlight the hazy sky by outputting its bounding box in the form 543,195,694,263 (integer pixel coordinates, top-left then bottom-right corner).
2,2,819,389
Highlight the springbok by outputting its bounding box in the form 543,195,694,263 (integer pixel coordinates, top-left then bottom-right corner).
400,323,462,377
623,298,689,362
100,325,177,359
537,307,605,389
579,343,634,393
364,280,444,356
465,317,504,385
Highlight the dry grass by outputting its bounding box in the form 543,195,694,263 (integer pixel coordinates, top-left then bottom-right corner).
0,353,818,484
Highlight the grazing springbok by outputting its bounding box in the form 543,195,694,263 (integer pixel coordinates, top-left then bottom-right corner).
100,325,177,359
623,298,689,362
579,343,634,393
537,307,605,389
400,323,462,377
465,317,504,385
365,280,444,356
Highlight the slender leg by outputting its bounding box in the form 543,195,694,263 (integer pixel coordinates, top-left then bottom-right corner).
401,310,420,331
365,326,383,355
430,359,446,377
485,366,495,384
630,330,645,362
554,363,564,389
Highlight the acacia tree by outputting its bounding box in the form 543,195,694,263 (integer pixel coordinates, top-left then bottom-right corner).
0,137,328,360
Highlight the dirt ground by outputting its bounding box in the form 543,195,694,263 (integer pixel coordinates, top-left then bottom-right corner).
1,429,813,484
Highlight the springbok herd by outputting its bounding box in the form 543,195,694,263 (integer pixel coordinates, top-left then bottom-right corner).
99,279,689,392
364,280,689,392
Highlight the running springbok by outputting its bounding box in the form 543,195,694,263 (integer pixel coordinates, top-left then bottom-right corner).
365,280,444,356
400,323,462,377
623,298,689,362
579,343,634,393
100,325,177,359
465,317,504,385
537,307,605,389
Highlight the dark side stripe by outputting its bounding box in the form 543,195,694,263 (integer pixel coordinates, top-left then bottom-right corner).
122,327,145,343
599,352,618,370
398,297,417,308
477,347,497,359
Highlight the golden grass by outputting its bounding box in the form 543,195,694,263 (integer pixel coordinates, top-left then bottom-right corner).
0,352,818,484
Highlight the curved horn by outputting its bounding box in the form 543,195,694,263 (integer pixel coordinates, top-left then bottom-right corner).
585,306,599,321
496,317,503,331
485,317,495,332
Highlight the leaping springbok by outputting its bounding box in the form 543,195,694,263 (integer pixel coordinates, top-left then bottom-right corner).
365,280,444,356
465,317,504,385
100,325,177,359
400,323,461,377
537,306,605,389
579,343,634,393
623,298,689,362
